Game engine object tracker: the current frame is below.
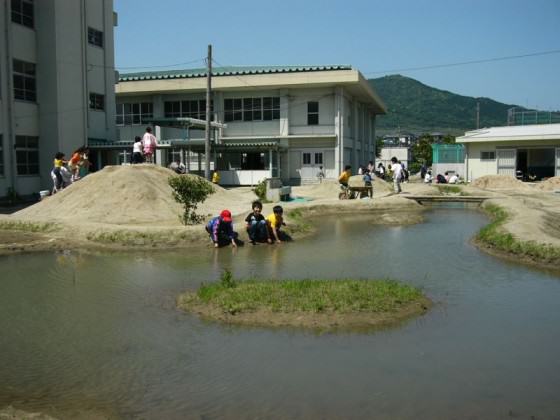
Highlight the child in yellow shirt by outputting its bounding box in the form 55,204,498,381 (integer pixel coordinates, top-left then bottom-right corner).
266,205,286,244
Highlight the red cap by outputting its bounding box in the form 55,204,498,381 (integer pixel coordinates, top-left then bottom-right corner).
220,210,232,222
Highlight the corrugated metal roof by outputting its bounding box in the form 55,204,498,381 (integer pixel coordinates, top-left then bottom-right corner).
457,123,560,143
119,65,352,82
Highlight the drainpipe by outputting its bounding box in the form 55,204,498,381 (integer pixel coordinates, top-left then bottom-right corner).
4,0,16,193
465,143,469,183
80,0,89,146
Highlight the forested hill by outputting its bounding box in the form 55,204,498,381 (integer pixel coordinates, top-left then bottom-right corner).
368,75,521,136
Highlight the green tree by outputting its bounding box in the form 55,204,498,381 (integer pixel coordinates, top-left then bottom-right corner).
412,135,433,166
168,175,215,225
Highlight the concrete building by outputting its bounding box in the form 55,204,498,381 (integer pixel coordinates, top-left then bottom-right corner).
112,65,386,185
0,0,117,197
456,124,560,181
378,146,411,170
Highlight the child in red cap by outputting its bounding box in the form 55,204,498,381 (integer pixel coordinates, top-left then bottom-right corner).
205,209,238,248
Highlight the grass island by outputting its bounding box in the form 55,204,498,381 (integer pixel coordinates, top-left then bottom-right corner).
178,272,431,331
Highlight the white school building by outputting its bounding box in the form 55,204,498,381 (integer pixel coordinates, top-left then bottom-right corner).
456,124,560,182
111,65,386,185
0,0,117,197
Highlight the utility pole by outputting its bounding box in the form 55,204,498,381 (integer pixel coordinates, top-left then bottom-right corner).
204,44,212,180
476,101,480,129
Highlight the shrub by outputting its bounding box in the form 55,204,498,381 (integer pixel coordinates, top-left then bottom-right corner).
253,179,267,201
168,175,214,225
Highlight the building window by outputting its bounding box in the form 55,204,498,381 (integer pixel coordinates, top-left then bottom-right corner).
88,27,104,48
302,153,311,165
13,59,36,102
15,135,39,175
164,100,211,120
116,102,153,125
307,101,319,125
224,97,280,122
11,0,34,28
314,152,323,165
481,151,496,160
89,93,105,111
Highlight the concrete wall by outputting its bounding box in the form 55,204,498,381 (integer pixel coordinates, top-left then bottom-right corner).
0,0,116,197
379,147,411,168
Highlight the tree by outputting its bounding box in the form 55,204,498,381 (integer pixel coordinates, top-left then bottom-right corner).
168,175,215,225
412,135,433,166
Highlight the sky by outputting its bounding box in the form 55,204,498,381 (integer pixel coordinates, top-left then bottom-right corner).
114,0,560,110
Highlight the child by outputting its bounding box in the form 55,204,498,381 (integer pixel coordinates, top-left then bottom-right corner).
53,152,66,191
68,146,85,181
142,127,157,164
266,205,286,244
205,209,238,248
316,166,325,183
212,171,221,184
338,165,352,187
132,136,144,164
363,170,373,198
245,201,269,244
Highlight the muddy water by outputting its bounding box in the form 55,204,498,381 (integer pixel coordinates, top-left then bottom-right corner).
1,207,560,419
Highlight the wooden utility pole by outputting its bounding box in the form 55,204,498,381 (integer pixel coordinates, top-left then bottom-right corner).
204,44,212,180
476,101,480,129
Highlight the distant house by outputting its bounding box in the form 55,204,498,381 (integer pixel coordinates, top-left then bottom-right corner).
105,65,386,185
456,124,560,181
382,132,417,146
379,147,411,170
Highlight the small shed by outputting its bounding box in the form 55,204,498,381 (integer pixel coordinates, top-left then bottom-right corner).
431,144,465,178
456,124,560,181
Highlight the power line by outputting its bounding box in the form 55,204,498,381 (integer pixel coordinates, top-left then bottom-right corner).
362,49,560,76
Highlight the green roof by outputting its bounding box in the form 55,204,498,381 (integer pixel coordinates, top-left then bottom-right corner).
119,65,352,82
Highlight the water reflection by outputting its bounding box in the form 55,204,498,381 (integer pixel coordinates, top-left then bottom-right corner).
1,208,560,419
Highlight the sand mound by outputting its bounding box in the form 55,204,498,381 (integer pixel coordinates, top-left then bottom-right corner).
373,175,393,192
292,180,341,199
535,176,560,191
472,175,532,191
14,165,252,226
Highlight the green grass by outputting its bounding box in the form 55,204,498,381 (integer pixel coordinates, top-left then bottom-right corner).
286,208,313,234
477,204,560,263
86,229,189,245
437,185,468,195
188,271,423,315
0,220,57,233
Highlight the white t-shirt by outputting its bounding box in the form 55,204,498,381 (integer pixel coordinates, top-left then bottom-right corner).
449,175,459,184
424,173,432,183
392,163,403,180
133,142,142,153
378,166,385,175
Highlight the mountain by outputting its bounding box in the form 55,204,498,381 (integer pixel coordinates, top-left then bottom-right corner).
368,75,522,136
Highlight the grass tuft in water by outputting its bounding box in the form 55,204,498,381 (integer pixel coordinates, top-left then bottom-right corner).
191,273,424,315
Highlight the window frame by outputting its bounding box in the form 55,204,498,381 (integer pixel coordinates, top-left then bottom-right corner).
164,99,212,120
224,96,280,122
11,0,34,29
307,101,319,125
89,93,105,111
13,59,36,102
116,102,153,126
15,135,39,176
480,151,496,160
87,27,104,48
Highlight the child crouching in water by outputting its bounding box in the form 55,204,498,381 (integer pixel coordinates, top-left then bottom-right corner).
245,200,270,244
266,205,286,244
205,210,238,248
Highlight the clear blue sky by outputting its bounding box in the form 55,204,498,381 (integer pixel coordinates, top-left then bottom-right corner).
114,0,560,110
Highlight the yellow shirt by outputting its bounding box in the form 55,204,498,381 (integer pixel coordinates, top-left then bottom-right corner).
266,213,283,229
54,158,64,168
212,172,220,184
338,170,351,184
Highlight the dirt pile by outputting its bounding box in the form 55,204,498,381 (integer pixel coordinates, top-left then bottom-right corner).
535,176,560,191
472,175,532,191
292,180,341,199
13,165,253,226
